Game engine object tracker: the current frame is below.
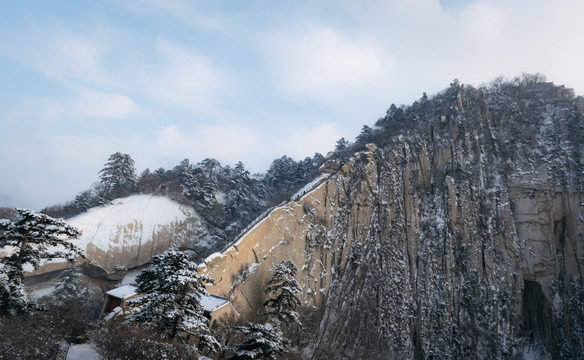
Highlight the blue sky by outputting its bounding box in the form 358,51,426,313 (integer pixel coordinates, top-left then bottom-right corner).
1,0,584,210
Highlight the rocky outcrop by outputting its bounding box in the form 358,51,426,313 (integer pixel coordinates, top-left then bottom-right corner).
29,195,209,278
201,83,584,359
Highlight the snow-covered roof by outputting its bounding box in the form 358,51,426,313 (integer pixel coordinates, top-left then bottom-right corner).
106,285,227,311
106,284,137,299
201,293,229,312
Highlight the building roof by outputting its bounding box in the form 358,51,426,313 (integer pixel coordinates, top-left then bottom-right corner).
106,284,137,299
105,284,228,312
201,293,229,312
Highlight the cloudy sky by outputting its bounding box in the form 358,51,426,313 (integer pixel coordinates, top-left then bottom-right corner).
1,0,583,210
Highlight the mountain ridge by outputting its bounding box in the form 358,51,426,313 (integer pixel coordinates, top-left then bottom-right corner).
200,77,584,359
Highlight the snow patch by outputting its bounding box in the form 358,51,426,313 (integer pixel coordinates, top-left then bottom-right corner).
106,284,137,299
66,343,101,360
69,194,202,254
29,282,56,300
204,252,226,264
291,173,330,201
121,267,146,285
201,294,229,312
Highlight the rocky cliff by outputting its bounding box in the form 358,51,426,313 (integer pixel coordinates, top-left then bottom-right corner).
201,80,584,359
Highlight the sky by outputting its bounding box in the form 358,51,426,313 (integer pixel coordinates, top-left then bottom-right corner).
1,0,584,210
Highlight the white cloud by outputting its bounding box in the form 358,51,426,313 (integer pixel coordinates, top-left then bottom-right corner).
3,0,584,211
17,29,112,87
2,23,227,114
52,34,103,77
121,0,223,30
154,124,263,167
263,26,395,102
135,39,225,111
150,122,343,173
0,133,111,209
445,0,584,92
461,3,508,41
273,123,342,160
39,91,139,121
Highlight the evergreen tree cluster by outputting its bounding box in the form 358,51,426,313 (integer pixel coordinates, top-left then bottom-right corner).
43,151,326,250
99,152,137,201
226,261,301,360
264,260,302,327
128,248,218,351
229,322,286,360
0,209,83,316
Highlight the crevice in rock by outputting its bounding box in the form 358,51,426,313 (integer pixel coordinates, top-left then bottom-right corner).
522,280,553,352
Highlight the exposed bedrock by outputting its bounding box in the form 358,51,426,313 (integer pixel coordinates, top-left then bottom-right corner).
202,88,584,359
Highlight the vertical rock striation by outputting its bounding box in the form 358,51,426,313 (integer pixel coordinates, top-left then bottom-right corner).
202,81,584,359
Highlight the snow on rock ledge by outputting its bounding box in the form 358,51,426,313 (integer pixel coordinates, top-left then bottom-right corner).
31,195,208,277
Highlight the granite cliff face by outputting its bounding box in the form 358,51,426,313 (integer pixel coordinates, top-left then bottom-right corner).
202,81,584,359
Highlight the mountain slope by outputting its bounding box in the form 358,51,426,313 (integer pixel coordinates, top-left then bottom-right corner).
201,79,584,359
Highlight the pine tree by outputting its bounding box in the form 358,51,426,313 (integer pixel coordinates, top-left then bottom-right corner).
0,209,83,315
334,137,350,155
181,162,203,204
226,162,251,217
137,168,163,194
99,152,137,200
74,190,93,213
155,167,168,180
175,159,192,183
198,158,221,207
355,125,373,145
264,261,302,327
198,158,222,175
229,322,286,360
128,248,218,351
52,265,85,300
265,156,299,197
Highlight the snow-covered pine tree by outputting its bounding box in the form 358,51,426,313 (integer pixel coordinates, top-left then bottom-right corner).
226,162,251,218
128,248,219,352
334,137,350,155
74,190,93,213
98,152,137,200
229,322,286,360
197,159,220,208
181,162,203,204
175,158,192,183
263,260,302,327
52,265,86,300
0,209,83,316
355,125,373,145
265,155,300,199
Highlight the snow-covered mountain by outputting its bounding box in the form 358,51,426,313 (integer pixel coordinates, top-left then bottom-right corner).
200,79,584,359
30,195,209,277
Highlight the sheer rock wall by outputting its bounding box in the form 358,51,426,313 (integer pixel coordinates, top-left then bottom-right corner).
202,86,584,358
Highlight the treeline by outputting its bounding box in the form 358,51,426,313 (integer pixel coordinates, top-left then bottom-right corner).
42,152,326,245
367,72,577,149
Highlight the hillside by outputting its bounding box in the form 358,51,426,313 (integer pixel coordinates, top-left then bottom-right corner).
29,194,210,278
200,77,584,359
